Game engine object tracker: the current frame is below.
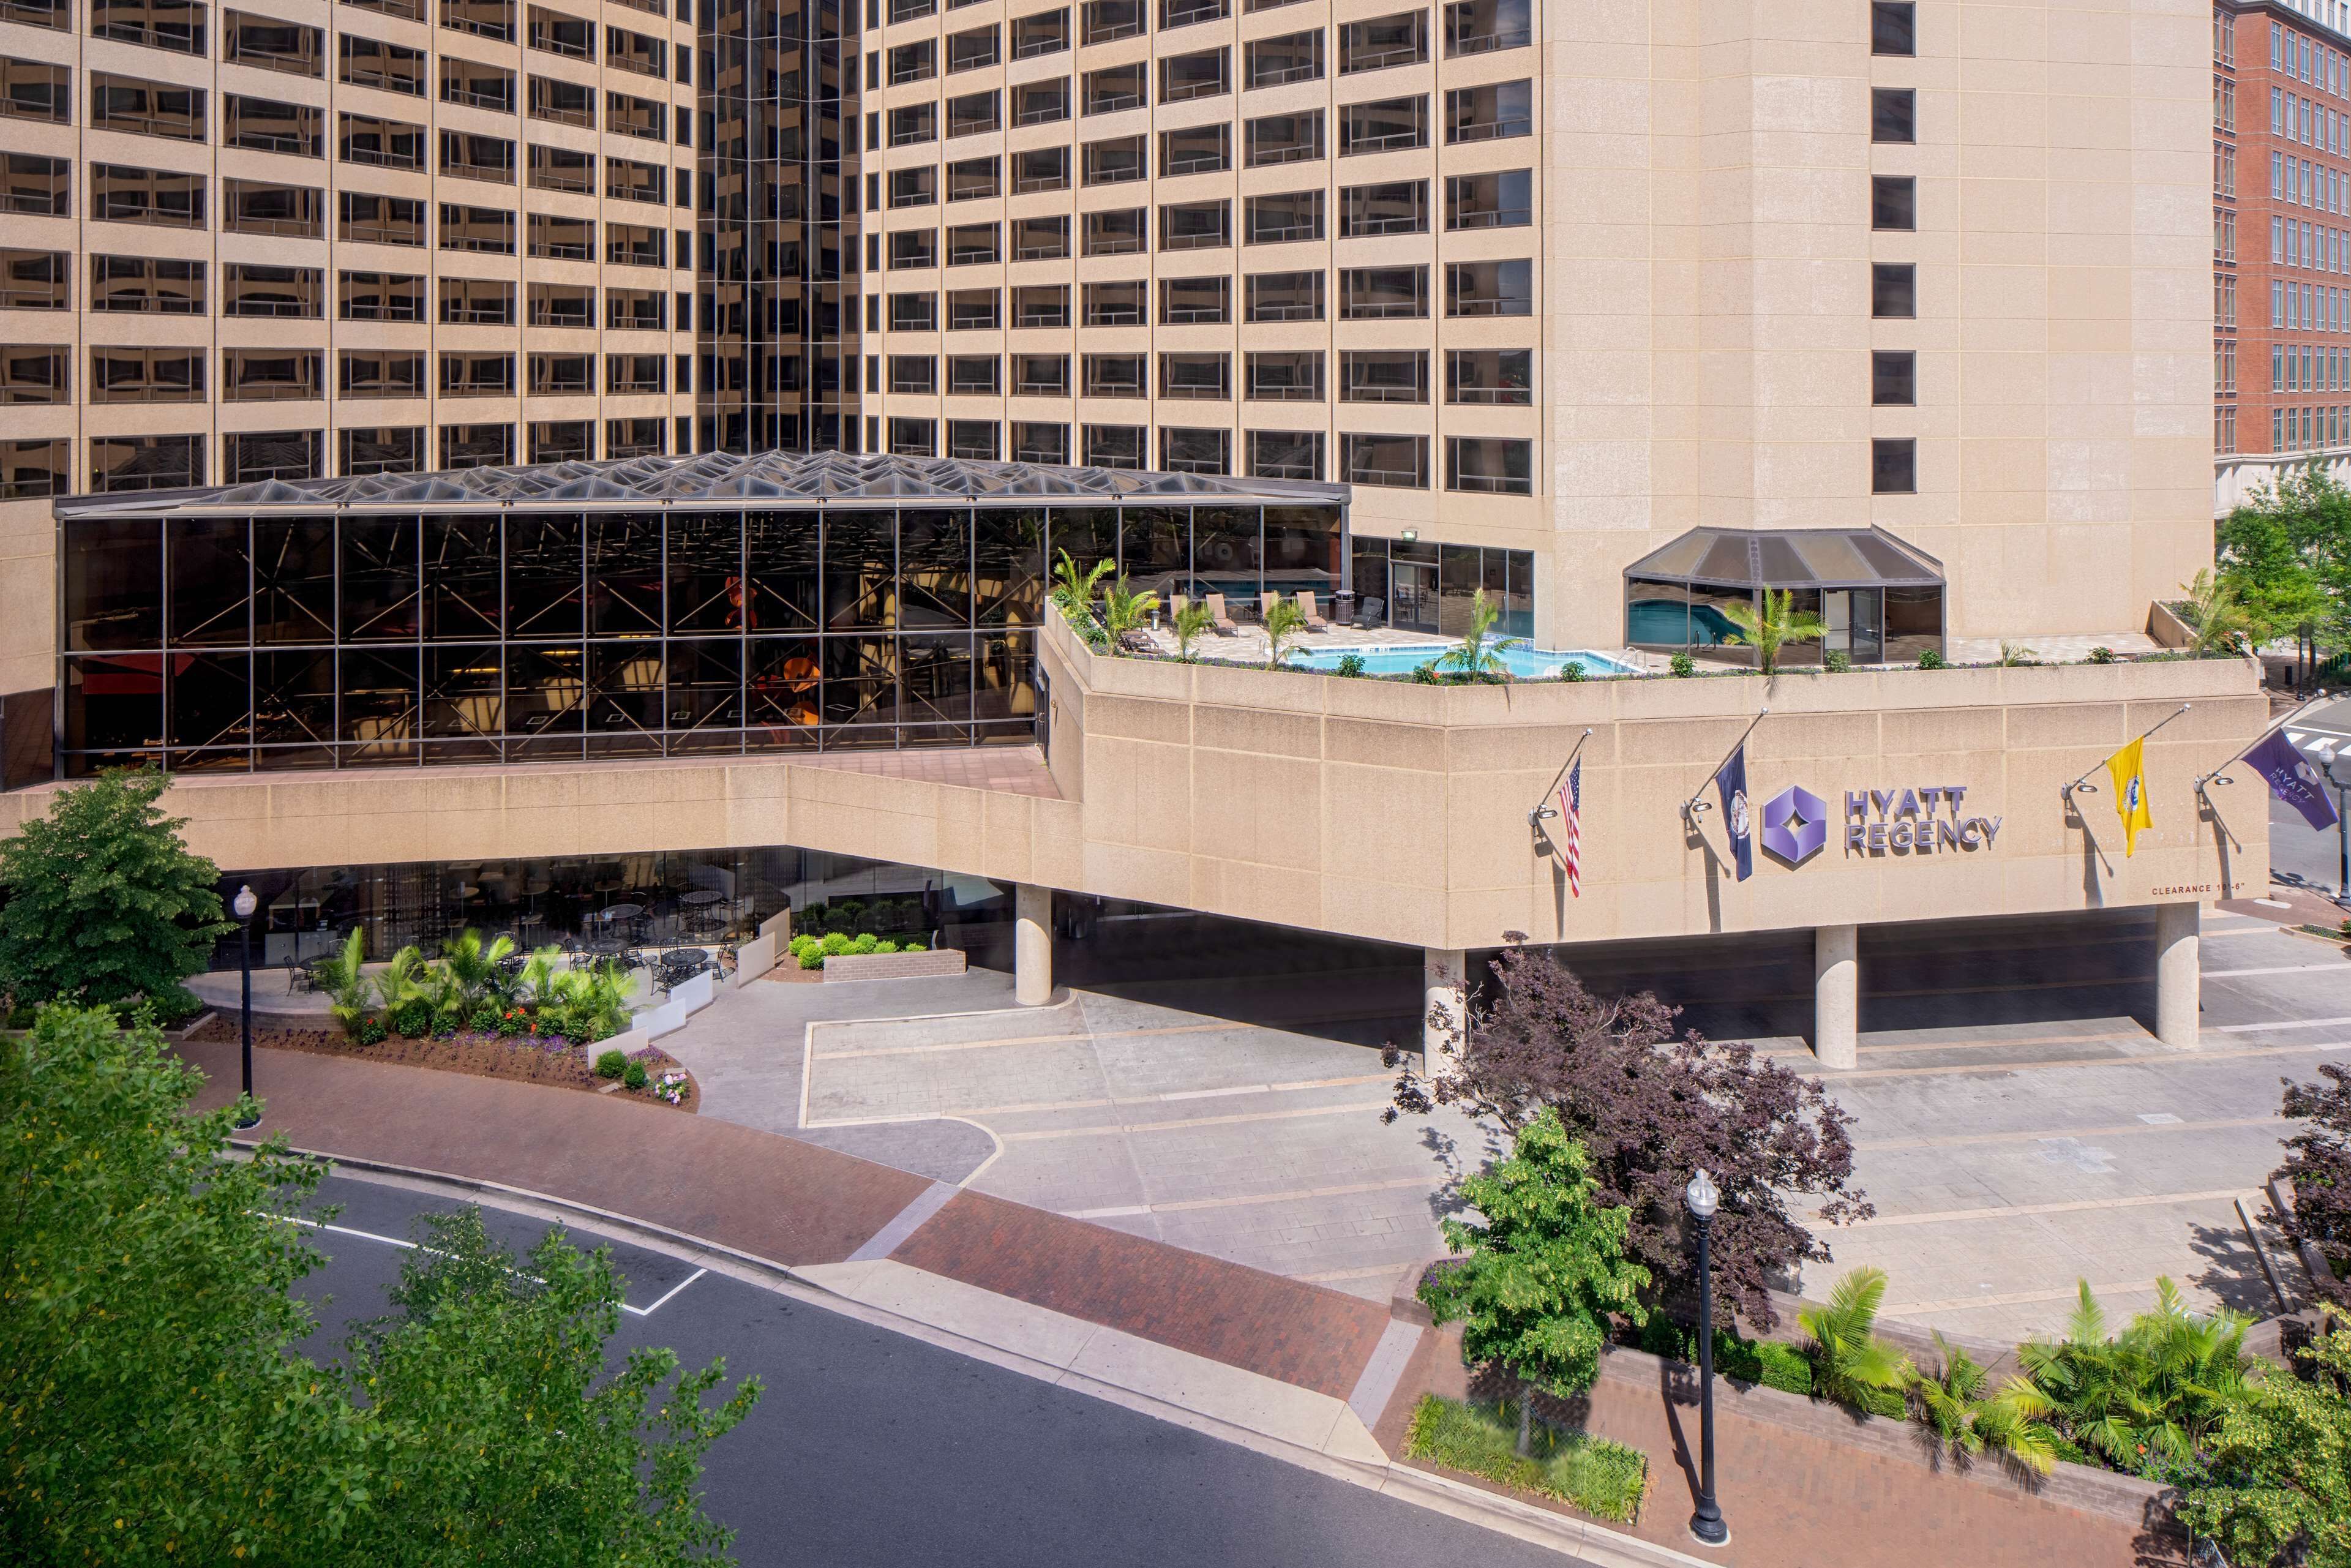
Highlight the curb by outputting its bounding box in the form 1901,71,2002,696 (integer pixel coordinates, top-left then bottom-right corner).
255,1142,1719,1566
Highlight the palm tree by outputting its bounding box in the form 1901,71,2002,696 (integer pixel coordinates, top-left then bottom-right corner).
1048,550,1116,643
1172,601,1213,661
439,926,516,1008
1799,1266,1911,1417
2178,568,2253,656
1433,589,1524,682
1722,588,1828,675
1099,576,1156,653
2015,1278,2249,1475
1264,597,1308,668
1908,1331,2058,1475
313,927,373,1030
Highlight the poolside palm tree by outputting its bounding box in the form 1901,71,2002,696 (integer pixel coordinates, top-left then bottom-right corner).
1264,597,1308,668
1172,600,1213,661
2178,568,2252,656
1433,590,1524,682
1099,576,1156,653
1722,589,1827,675
1048,550,1115,645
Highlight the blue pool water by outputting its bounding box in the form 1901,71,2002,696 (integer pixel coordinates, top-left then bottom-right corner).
1285,643,1638,680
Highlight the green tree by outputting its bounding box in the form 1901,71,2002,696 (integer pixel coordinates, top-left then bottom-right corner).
1172,600,1215,661
0,768,232,1018
2218,499,2329,645
438,926,516,1010
1721,588,1827,676
348,1208,761,1567
1099,575,1157,653
313,927,375,1031
1907,1330,2058,1475
0,1003,359,1564
2177,1309,2351,1568
1048,549,1115,645
0,1003,762,1566
1263,596,1308,668
1419,1108,1651,1453
2179,568,2255,656
2220,462,2351,645
1433,589,1524,681
2016,1277,2250,1477
1799,1266,1911,1417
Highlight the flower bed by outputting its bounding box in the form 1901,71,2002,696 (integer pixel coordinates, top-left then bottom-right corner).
183,1013,699,1113
1401,1395,1648,1523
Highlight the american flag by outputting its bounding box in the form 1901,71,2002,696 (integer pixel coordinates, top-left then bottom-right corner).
1560,757,1583,898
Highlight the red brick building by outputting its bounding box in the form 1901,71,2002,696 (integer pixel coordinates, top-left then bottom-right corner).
2217,0,2351,458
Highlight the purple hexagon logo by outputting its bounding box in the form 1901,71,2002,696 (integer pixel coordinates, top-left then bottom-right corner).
1760,785,1828,868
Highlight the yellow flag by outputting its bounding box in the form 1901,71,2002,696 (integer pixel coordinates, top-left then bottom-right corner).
2105,736,2152,857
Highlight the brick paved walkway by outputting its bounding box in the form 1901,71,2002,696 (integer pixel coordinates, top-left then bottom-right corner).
185,1032,1394,1400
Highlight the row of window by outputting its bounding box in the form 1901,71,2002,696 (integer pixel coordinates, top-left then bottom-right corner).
0,345,693,399
2276,403,2351,452
0,55,691,144
873,151,1532,228
867,416,1529,490
872,257,1528,317
0,250,683,326
872,0,1510,49
861,186,1524,259
877,0,1526,81
1,0,686,77
0,160,691,263
2271,151,2344,216
2273,84,2347,156
0,421,686,497
2272,18,2351,102
2273,213,2351,273
2273,278,2351,332
868,78,1529,148
2273,341,2351,394
862,345,1528,402
1870,5,1918,497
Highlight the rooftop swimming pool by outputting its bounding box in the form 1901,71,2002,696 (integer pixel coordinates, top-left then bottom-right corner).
1283,643,1640,680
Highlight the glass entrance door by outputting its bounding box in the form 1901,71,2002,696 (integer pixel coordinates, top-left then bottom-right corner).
1391,562,1439,632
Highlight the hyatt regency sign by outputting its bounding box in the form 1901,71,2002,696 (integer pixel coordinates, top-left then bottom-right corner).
1843,787,2003,856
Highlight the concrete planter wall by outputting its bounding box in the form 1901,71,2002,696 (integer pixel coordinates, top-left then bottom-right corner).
823,949,966,982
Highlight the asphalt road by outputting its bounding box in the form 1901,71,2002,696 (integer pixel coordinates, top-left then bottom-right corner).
288,1174,1581,1568
2270,696,2351,897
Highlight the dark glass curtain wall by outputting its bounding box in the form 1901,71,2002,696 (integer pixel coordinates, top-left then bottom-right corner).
59,499,1341,775
699,0,852,454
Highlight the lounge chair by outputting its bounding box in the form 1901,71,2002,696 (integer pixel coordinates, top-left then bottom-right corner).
1293,591,1330,632
1203,593,1240,636
1259,591,1284,624
1353,596,1385,631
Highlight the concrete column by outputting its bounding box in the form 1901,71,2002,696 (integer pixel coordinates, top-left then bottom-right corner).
2156,901,2201,1049
1425,947,1467,1058
1014,883,1053,1006
1813,924,1859,1071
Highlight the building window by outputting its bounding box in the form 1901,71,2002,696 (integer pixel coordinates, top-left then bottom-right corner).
1443,80,1529,143
1247,430,1323,481
888,416,937,456
0,438,68,499
1871,350,1917,406
1446,348,1531,405
339,426,423,476
1444,0,1529,56
227,430,322,483
1340,265,1428,320
1247,29,1322,85
1084,424,1144,468
1445,259,1532,317
1870,437,1917,494
1871,176,1917,231
1870,88,1915,144
1158,427,1229,474
1446,169,1532,229
91,434,202,492
0,249,67,310
1870,1,1914,57
1446,436,1531,495
1340,348,1428,402
1246,350,1322,400
6,154,71,217
946,419,997,460
1340,94,1427,154
0,58,70,122
1341,432,1428,488
1,345,66,403
223,350,323,402
1013,422,1068,464
530,420,593,462
439,422,512,469
92,0,206,53
1339,11,1425,73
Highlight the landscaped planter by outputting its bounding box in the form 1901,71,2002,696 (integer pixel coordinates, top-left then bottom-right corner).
822,949,966,982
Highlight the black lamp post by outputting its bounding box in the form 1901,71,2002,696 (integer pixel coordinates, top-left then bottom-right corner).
233,884,259,1130
1685,1167,1728,1548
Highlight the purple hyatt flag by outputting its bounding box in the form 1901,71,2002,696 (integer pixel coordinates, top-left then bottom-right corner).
1715,744,1754,881
2246,729,2341,831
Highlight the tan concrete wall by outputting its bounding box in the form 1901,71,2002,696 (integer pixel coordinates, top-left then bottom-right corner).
0,611,2271,954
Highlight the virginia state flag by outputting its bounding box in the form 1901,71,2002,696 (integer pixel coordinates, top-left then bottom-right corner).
2105,736,2153,857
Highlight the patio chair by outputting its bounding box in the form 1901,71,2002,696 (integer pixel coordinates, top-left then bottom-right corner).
1203,593,1240,636
1294,591,1330,632
1258,591,1284,624
1353,595,1385,631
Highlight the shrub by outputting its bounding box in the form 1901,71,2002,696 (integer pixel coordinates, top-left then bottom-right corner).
849,932,879,955
1668,653,1696,678
353,1013,389,1046
875,941,899,955
2279,1062,2351,1305
788,934,819,959
1823,649,1851,673
468,1000,501,1033
820,932,852,957
1335,652,1368,678
389,999,434,1040
1916,647,1948,670
495,1008,527,1038
1559,662,1586,683
1412,661,1441,685
902,940,926,953
1402,1397,1648,1523
623,1058,647,1090
594,1049,627,1080
2088,645,2117,664
2017,1278,2250,1478
800,948,825,970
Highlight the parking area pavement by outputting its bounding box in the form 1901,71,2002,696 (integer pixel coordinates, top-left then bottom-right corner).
658,903,2351,1332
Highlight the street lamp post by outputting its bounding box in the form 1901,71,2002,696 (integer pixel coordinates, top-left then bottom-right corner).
233,884,258,1130
2316,745,2351,902
1685,1168,1728,1548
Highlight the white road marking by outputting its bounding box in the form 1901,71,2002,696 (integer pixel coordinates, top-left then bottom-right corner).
1003,1098,1395,1142
2203,963,2351,978
1844,1187,2247,1229
263,1213,705,1316
1063,1174,1433,1220
2216,1013,2351,1032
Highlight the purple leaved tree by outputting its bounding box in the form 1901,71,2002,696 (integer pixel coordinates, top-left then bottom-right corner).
1385,939,1873,1330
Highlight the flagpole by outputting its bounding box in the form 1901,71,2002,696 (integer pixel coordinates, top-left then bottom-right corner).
1682,708,1769,820
1529,728,1594,830
2194,689,2331,793
2062,703,2192,801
